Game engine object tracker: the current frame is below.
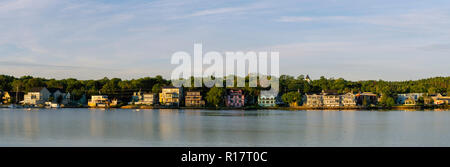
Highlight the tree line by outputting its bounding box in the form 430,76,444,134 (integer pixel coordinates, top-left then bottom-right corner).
0,74,449,107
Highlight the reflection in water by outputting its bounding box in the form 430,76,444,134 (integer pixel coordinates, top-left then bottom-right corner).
90,110,103,137
158,109,175,141
0,108,450,146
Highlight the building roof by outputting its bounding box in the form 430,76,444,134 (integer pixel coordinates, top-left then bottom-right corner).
29,87,46,92
322,90,339,95
228,89,242,92
92,95,108,97
305,93,321,95
228,89,243,95
357,92,377,96
186,90,201,93
260,91,277,98
162,86,180,89
398,93,424,96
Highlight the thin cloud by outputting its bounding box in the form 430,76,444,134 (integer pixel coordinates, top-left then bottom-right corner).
419,44,450,52
0,61,116,71
0,0,55,13
170,3,267,19
277,11,450,30
277,16,315,22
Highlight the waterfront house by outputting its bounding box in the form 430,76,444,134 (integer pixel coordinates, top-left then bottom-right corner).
225,89,245,108
23,87,51,105
88,95,110,108
23,87,71,106
131,90,157,105
48,88,71,105
258,91,277,107
304,93,323,107
304,91,357,107
355,92,378,106
431,93,450,105
159,86,182,106
185,91,205,107
396,93,424,105
404,97,417,105
322,90,341,107
341,92,357,106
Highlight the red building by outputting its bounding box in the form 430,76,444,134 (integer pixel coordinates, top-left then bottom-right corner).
225,89,245,108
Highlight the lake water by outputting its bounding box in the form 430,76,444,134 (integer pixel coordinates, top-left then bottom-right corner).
0,108,449,147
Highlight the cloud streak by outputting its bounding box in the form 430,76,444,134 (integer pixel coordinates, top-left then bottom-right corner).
278,11,450,31
170,3,267,19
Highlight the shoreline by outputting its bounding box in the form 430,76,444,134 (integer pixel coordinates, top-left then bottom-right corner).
1,104,448,111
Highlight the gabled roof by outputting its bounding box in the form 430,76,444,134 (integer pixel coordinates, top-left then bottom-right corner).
162,86,180,89
47,88,64,93
322,90,339,95
228,89,243,95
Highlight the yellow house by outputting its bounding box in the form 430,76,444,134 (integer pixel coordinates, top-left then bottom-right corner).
159,86,182,106
431,93,450,105
2,91,24,104
88,95,109,108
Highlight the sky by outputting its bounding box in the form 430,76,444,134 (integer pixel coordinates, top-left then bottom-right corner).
0,0,449,81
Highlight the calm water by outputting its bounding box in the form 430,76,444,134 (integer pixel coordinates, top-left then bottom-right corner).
0,108,449,147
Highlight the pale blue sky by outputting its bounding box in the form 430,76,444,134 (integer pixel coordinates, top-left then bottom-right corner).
0,0,449,80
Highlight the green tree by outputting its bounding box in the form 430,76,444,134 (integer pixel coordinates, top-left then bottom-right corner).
206,87,224,107
152,84,163,94
281,92,302,106
386,97,395,107
57,95,63,104
428,87,437,94
0,75,14,91
417,96,424,105
48,96,55,102
379,96,395,108
11,80,24,92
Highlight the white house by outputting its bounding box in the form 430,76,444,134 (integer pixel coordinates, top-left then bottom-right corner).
396,93,424,105
23,87,71,106
23,87,51,105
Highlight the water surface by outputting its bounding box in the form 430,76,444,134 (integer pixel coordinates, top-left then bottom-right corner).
0,108,449,146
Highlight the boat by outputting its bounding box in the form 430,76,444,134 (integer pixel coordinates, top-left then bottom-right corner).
8,104,23,109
